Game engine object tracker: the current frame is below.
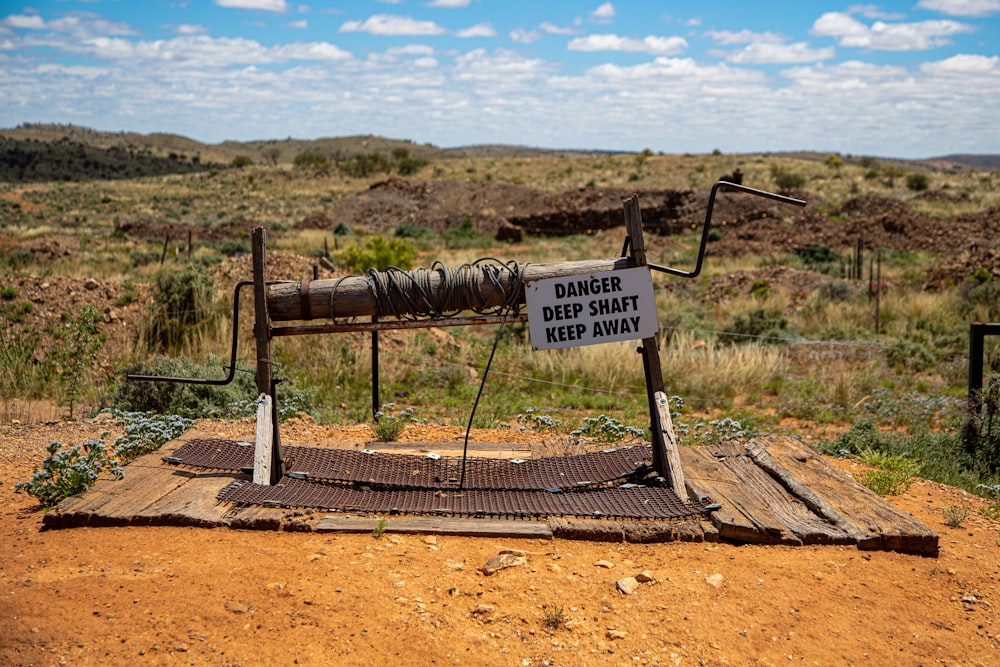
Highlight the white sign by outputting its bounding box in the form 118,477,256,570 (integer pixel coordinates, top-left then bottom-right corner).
525,267,659,350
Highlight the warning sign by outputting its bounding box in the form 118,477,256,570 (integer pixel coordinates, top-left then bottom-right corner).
525,267,659,350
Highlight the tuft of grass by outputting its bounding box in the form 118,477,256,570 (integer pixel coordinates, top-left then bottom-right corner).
371,404,415,442
372,517,387,539
941,504,969,528
542,605,569,630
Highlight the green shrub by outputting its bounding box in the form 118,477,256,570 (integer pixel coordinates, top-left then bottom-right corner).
113,355,312,420
796,243,840,265
52,304,105,418
857,454,917,495
231,155,254,168
769,165,806,190
1,286,18,300
293,151,332,174
371,404,416,441
141,267,216,353
1,299,33,323
884,338,936,372
15,411,194,506
906,173,929,191
727,309,792,343
570,414,645,443
336,236,415,272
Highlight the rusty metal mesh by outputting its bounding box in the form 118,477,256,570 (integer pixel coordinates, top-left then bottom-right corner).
217,478,709,520
166,438,652,490
166,438,709,520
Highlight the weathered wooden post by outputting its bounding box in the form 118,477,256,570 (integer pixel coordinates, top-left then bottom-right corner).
623,195,686,495
252,227,284,484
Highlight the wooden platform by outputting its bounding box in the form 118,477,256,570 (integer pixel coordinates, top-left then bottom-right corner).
41,431,938,555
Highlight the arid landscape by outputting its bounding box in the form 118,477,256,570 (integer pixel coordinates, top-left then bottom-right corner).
2,126,1000,665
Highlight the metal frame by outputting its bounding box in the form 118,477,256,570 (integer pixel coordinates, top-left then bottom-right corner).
126,183,806,489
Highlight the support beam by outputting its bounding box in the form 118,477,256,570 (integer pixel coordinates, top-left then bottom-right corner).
252,227,284,484
266,258,629,322
623,195,683,492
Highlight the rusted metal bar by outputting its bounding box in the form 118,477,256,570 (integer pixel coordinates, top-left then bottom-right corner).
270,313,529,337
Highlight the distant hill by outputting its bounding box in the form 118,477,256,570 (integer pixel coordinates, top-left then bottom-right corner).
927,154,1000,170
0,135,216,183
3,123,998,183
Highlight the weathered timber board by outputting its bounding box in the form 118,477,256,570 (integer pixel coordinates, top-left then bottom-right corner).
132,472,235,527
549,517,719,543
315,514,553,538
681,444,851,546
757,436,938,556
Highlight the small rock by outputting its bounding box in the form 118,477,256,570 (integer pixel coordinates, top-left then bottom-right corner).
84,278,99,290
482,552,527,576
422,536,438,546
635,570,655,583
470,604,495,616
594,560,615,569
616,577,640,595
606,629,628,640
224,601,247,614
705,573,724,588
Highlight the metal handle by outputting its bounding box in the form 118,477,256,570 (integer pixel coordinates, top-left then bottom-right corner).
648,181,806,279
125,280,253,385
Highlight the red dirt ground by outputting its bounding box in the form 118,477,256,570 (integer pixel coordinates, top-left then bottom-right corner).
2,417,998,667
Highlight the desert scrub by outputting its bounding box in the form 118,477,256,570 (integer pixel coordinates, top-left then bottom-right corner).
856,449,919,496
15,410,193,506
371,404,417,441
114,355,312,420
53,304,105,419
571,414,645,443
515,408,563,432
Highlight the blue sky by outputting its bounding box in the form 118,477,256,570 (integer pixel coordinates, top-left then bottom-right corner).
1,1,998,157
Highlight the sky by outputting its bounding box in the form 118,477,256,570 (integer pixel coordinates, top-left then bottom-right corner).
1,1,999,158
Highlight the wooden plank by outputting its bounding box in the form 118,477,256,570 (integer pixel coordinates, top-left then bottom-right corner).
133,473,234,527
43,461,192,527
654,391,687,497
549,517,718,543
253,394,273,485
226,505,289,531
681,445,851,546
756,437,939,556
315,514,553,538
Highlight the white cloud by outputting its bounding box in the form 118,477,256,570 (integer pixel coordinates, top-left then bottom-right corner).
846,4,907,20
340,14,446,36
510,28,541,44
287,20,308,29
169,24,208,36
426,0,471,7
917,0,1000,16
705,29,785,45
812,12,975,50
568,34,687,56
727,41,835,64
540,22,576,35
455,23,496,38
920,52,1000,74
4,14,46,30
590,3,616,24
215,0,288,12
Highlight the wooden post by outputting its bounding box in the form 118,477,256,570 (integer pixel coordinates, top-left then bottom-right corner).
623,196,686,496
252,227,284,484
253,394,273,485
